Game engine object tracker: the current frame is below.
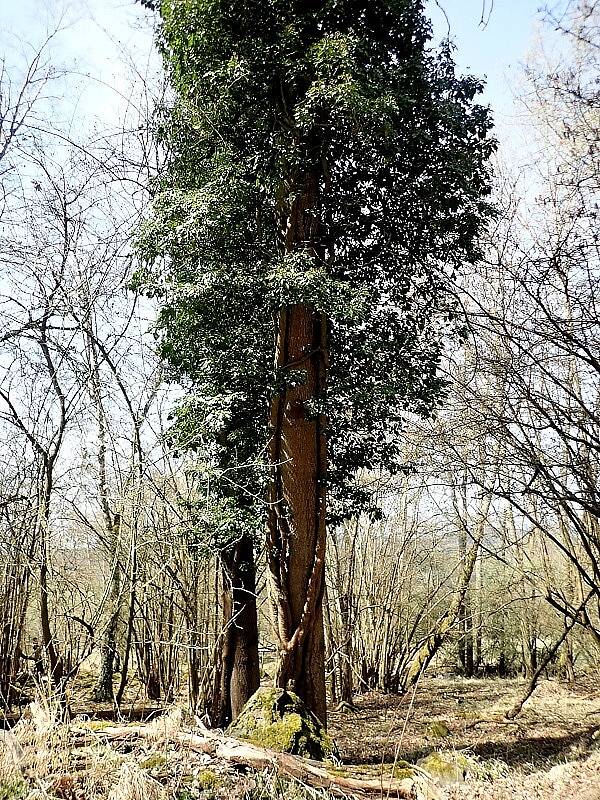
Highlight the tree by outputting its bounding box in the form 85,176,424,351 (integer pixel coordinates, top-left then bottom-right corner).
137,0,494,724
454,0,600,655
0,32,65,710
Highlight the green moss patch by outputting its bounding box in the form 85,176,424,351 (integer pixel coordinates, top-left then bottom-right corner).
198,770,222,791
417,750,502,784
388,761,416,780
351,761,415,781
140,753,168,771
228,688,338,761
80,720,113,731
427,721,451,738
0,779,27,800
418,751,471,784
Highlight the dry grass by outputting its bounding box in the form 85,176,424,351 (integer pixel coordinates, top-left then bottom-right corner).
1,678,599,800
445,752,600,799
108,764,167,800
328,677,600,799
329,677,600,769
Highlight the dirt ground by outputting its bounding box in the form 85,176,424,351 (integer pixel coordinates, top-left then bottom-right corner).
328,676,600,799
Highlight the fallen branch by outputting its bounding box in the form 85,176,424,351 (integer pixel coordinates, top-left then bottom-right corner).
464,716,522,730
93,720,441,800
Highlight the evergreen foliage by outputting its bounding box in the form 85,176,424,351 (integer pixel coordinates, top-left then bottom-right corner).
136,0,495,532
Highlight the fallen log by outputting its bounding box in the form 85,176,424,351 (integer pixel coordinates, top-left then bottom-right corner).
464,716,522,731
91,720,441,800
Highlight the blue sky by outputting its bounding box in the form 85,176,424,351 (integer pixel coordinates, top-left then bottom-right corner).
427,0,551,137
429,1,572,168
0,0,553,145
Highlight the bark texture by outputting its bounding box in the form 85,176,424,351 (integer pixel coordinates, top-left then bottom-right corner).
267,170,328,725
213,535,260,726
94,518,121,703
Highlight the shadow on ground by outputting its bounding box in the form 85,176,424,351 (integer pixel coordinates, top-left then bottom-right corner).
327,677,600,772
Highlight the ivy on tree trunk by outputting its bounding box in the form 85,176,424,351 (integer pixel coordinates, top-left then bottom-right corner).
135,0,495,724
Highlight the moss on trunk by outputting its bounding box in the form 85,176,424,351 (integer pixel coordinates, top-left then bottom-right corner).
228,687,337,761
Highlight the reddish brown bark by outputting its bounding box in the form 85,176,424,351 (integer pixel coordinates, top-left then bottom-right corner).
267,170,328,726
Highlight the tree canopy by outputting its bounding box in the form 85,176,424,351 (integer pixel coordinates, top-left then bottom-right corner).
136,0,495,525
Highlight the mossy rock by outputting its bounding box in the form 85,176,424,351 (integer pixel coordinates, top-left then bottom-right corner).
427,721,450,739
228,688,338,761
417,752,474,785
420,751,509,784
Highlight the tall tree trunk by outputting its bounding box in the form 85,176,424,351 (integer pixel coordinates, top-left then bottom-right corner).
94,517,122,702
464,606,474,677
322,585,338,707
115,529,137,709
94,600,119,702
456,477,474,678
474,549,483,672
0,547,31,711
458,525,468,673
337,592,354,704
267,170,328,725
213,535,260,727
212,563,232,727
38,464,67,713
186,558,208,714
402,533,481,692
88,331,122,703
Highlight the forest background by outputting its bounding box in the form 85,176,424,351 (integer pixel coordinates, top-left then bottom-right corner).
1,0,599,766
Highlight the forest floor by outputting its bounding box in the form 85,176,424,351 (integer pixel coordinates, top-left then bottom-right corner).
328,676,600,798
2,676,600,800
